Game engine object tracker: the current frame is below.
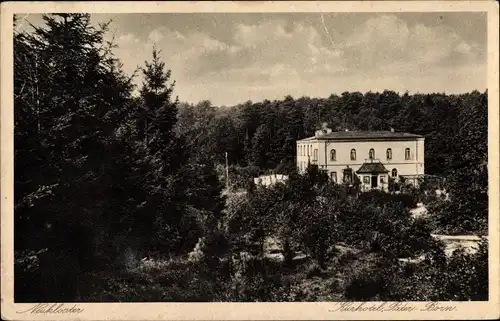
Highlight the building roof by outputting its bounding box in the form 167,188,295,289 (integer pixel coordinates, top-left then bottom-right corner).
297,130,424,142
356,162,389,174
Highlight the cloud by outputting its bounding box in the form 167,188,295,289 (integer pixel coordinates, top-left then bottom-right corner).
185,19,344,84
116,33,141,46
342,15,482,71
106,14,485,106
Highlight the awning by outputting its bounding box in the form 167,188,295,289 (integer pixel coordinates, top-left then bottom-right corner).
356,162,389,174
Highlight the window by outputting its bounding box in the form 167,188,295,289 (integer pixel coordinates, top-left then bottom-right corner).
369,148,375,159
405,148,411,160
392,168,398,177
380,176,385,183
363,176,370,184
350,149,356,161
330,149,336,161
343,168,353,183
386,148,392,160
330,171,337,183
313,149,318,161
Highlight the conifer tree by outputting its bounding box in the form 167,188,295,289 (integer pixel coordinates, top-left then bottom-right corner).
14,13,135,301
135,48,189,253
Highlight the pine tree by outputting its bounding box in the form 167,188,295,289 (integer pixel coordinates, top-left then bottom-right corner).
135,48,189,254
14,13,135,301
139,47,178,158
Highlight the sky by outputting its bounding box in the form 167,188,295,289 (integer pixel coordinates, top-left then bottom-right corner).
19,12,487,106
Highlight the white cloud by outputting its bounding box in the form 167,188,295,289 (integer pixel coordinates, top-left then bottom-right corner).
348,15,410,50
116,33,140,46
342,15,480,70
22,13,485,106
107,14,484,106
233,20,292,47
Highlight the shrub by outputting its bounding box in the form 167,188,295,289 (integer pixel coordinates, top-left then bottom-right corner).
342,254,392,300
358,190,417,209
379,239,488,301
304,261,322,278
345,272,387,300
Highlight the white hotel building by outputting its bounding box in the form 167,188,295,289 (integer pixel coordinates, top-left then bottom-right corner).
296,128,425,191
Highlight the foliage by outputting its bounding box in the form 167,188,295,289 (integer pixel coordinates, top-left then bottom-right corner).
14,14,225,302
14,13,487,303
381,238,488,301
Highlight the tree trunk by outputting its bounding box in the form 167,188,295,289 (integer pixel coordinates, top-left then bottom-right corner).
318,240,326,270
283,238,294,267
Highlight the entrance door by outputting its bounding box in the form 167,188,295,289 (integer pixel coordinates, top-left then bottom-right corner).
371,175,378,188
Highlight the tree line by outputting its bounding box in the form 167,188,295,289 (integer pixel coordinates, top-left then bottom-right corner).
177,90,487,178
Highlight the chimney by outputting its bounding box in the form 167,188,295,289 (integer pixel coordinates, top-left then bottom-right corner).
315,130,325,137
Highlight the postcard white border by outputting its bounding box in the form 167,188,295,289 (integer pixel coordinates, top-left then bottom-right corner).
1,1,499,320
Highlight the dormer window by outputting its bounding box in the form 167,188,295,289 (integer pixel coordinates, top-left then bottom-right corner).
405,148,411,160
330,149,336,161
350,149,356,161
369,148,375,160
386,148,392,160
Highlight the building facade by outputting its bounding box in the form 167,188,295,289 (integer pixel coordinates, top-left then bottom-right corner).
253,174,289,187
296,129,425,192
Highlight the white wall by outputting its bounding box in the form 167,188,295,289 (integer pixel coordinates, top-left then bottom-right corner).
254,174,289,186
296,138,425,180
296,140,320,173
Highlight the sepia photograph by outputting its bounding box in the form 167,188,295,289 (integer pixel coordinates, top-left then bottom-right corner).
1,1,499,320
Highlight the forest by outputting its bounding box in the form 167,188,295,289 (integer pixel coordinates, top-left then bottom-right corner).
14,14,488,302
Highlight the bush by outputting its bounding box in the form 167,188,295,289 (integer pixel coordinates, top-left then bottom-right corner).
436,239,488,300
426,196,487,235
342,253,392,300
274,161,296,176
358,190,418,209
82,255,234,302
304,261,322,278
226,165,262,190
379,239,488,301
345,272,387,300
